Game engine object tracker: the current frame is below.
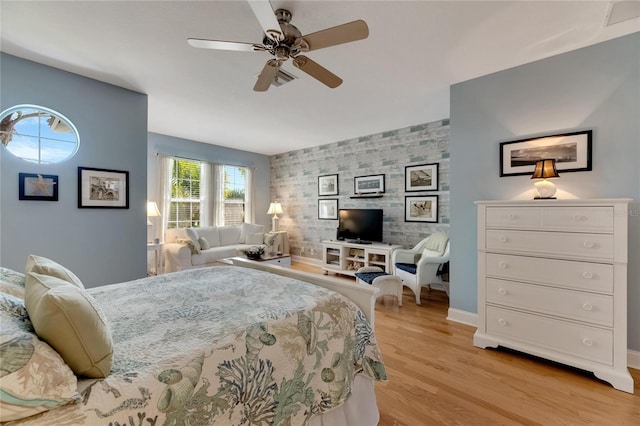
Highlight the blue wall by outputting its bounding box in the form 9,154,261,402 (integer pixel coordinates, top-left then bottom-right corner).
1,54,149,287
449,34,639,350
147,133,272,229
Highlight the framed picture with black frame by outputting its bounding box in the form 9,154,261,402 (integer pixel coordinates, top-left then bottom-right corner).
78,167,129,208
405,195,439,223
318,198,338,220
318,174,339,196
354,174,385,194
405,163,438,191
19,173,59,201
500,130,592,177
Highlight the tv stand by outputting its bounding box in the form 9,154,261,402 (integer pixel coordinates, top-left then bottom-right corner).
345,239,372,245
322,240,402,276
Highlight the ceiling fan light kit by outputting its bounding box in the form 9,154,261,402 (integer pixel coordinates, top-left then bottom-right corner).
188,0,369,92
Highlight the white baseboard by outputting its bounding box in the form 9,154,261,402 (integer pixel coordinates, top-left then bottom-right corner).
447,308,478,327
628,350,640,370
446,308,640,370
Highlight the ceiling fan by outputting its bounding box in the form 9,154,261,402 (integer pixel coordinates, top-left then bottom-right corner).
187,0,369,92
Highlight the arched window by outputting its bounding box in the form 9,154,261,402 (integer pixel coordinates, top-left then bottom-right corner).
0,104,79,164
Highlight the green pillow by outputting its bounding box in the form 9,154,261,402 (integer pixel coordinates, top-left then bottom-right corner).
25,272,113,378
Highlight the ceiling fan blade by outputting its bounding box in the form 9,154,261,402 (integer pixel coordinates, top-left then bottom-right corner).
254,59,280,92
296,20,368,52
292,55,342,88
248,0,283,42
187,38,264,52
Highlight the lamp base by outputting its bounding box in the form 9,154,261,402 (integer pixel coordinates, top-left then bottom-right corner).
533,179,557,199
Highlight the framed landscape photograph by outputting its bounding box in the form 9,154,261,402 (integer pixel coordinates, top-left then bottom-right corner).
318,198,338,220
354,174,385,194
318,174,339,196
405,195,438,223
405,163,438,191
500,130,592,177
78,167,129,208
19,173,59,201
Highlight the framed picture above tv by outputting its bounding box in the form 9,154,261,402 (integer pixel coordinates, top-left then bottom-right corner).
405,195,438,223
354,174,385,194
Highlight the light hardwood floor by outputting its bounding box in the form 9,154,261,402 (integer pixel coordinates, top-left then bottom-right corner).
292,261,640,426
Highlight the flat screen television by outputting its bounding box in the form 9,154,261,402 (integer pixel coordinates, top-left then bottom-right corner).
337,209,383,244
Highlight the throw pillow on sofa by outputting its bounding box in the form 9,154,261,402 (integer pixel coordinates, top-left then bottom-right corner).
239,223,265,244
246,232,264,245
198,236,210,250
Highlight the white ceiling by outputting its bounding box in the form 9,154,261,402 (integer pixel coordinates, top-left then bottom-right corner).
1,1,638,155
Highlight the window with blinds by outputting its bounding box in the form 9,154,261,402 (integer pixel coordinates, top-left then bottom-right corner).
167,159,201,228
224,165,247,225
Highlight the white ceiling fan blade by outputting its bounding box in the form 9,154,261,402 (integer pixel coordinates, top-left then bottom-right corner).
187,38,264,52
254,59,280,92
248,0,283,42
296,20,368,52
292,55,342,88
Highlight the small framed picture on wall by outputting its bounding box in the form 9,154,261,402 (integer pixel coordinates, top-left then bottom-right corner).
405,195,439,223
318,198,338,220
318,174,339,196
405,163,438,191
78,167,129,209
19,173,59,201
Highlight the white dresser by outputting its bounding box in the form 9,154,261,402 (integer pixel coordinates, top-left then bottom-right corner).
474,199,633,393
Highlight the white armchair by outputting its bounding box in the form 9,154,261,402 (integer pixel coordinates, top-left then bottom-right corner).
392,233,450,305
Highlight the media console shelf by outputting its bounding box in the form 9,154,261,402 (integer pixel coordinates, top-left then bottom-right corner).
322,240,402,276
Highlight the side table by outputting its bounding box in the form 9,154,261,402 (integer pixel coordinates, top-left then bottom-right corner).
147,242,164,275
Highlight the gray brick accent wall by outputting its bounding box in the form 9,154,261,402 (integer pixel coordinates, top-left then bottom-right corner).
270,119,450,260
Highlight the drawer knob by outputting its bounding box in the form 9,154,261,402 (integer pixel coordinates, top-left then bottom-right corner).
498,318,507,326
582,303,593,311
582,338,593,347
582,272,594,279
498,235,508,243
498,288,507,296
498,261,508,269
583,241,595,249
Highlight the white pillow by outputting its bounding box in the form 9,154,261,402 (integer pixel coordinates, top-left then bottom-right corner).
240,223,265,244
198,236,210,250
25,254,84,288
185,228,201,251
246,232,264,245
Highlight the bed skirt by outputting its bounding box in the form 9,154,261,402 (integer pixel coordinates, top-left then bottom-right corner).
310,375,380,426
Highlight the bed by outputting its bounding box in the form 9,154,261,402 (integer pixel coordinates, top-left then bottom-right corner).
0,259,386,425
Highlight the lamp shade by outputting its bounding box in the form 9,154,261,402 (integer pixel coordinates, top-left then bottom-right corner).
147,201,161,217
531,159,559,180
267,202,283,215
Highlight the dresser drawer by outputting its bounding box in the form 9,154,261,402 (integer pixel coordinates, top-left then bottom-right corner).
542,207,613,233
486,278,613,326
486,306,613,365
485,253,613,293
485,230,614,261
486,207,542,229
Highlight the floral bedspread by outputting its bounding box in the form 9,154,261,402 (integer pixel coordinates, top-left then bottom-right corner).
9,266,386,425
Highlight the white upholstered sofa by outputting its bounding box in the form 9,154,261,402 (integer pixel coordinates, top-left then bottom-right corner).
164,223,275,273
